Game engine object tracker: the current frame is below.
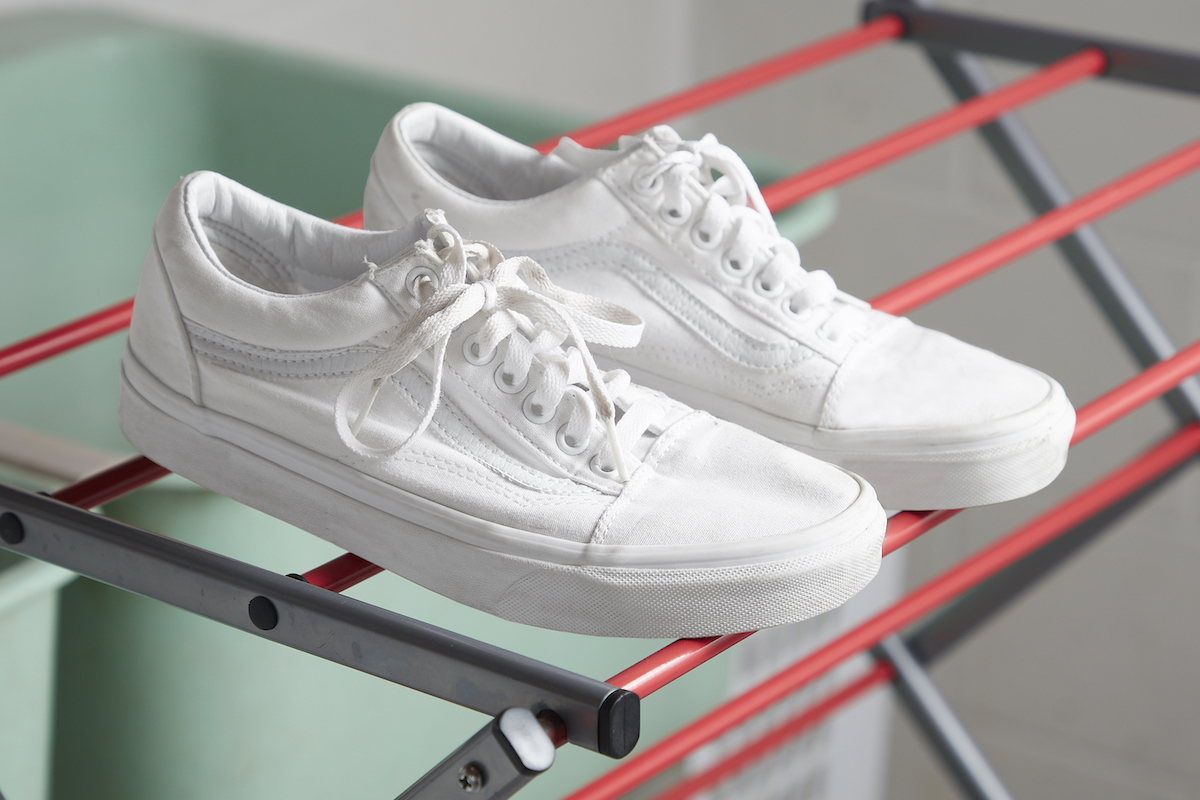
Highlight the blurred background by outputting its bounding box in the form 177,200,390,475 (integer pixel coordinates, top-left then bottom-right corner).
0,1,1197,799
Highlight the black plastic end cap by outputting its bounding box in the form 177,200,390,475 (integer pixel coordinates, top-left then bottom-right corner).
248,596,279,630
0,512,24,546
597,689,640,759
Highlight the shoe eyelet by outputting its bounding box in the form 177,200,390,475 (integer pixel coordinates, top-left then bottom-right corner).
556,425,588,456
782,296,813,320
818,326,841,342
493,363,528,395
522,393,556,424
631,168,663,196
722,255,748,278
690,225,720,250
405,265,439,298
754,276,783,298
660,200,692,226
462,334,496,366
590,455,617,478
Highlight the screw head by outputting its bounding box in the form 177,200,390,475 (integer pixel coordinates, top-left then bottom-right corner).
457,762,485,793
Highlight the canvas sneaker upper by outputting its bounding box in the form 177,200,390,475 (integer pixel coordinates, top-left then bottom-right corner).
118,171,885,638
363,103,1076,510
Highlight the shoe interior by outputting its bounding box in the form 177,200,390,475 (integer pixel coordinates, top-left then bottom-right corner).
401,104,581,201
186,171,426,295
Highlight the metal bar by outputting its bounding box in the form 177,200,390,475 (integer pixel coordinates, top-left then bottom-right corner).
864,0,1200,96
395,708,556,800
0,298,133,379
531,15,904,154
300,551,383,591
604,330,1200,703
646,663,895,800
609,421,1195,800
49,455,169,508
761,47,1106,209
908,32,1200,423
0,483,638,758
907,452,1190,665
560,422,1200,800
1070,338,1200,443
869,135,1200,316
876,636,1015,800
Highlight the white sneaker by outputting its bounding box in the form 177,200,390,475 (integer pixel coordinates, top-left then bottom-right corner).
118,171,885,638
364,103,1076,510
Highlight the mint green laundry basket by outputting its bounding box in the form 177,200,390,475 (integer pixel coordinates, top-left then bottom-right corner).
0,12,836,800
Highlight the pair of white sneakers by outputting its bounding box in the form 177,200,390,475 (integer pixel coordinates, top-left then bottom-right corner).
118,103,1074,638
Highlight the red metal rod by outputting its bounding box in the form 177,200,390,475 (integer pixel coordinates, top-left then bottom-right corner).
883,508,961,554
872,135,1200,316
533,16,903,155
609,633,754,698
50,455,170,509
301,552,383,592
642,357,1200,800
607,331,1200,701
762,47,1106,212
0,298,134,380
571,422,1200,800
1070,336,1200,445
649,662,895,800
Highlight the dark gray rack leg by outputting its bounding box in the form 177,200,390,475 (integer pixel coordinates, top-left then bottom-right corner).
893,0,1200,424
874,636,1015,800
395,708,556,800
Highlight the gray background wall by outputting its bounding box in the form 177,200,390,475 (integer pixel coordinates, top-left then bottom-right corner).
2,1,1197,797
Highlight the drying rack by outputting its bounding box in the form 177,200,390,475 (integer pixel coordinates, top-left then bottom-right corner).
3,2,1200,798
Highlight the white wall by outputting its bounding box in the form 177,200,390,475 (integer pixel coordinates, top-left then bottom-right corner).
2,1,1198,798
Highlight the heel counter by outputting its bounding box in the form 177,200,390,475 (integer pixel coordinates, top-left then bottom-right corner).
363,165,409,232
127,232,201,404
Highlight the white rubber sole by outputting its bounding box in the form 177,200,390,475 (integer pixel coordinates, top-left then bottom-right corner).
118,346,886,638
602,359,1076,511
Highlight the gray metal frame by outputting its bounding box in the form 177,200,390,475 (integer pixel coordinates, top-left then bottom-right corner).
861,2,1200,798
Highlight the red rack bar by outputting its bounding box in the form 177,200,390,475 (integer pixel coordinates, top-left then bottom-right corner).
872,135,1200,315
532,16,903,154
604,331,1200,702
570,421,1200,800
761,47,1106,211
0,298,134,380
301,552,383,592
1071,336,1200,444
649,662,896,800
51,455,169,509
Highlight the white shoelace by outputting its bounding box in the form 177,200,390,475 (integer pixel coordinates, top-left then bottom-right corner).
335,219,654,482
627,127,868,338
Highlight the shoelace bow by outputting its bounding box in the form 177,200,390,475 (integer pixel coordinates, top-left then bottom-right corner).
335,221,652,482
627,127,869,334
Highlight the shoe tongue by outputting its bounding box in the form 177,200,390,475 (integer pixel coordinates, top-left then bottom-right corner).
549,137,629,172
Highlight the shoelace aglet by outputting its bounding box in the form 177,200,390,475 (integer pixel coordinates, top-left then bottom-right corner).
604,414,631,484
350,377,385,438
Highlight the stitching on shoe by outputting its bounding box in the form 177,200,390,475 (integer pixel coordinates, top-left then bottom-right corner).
403,372,598,497
590,411,705,545
204,218,303,288
442,360,619,496
528,240,810,370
